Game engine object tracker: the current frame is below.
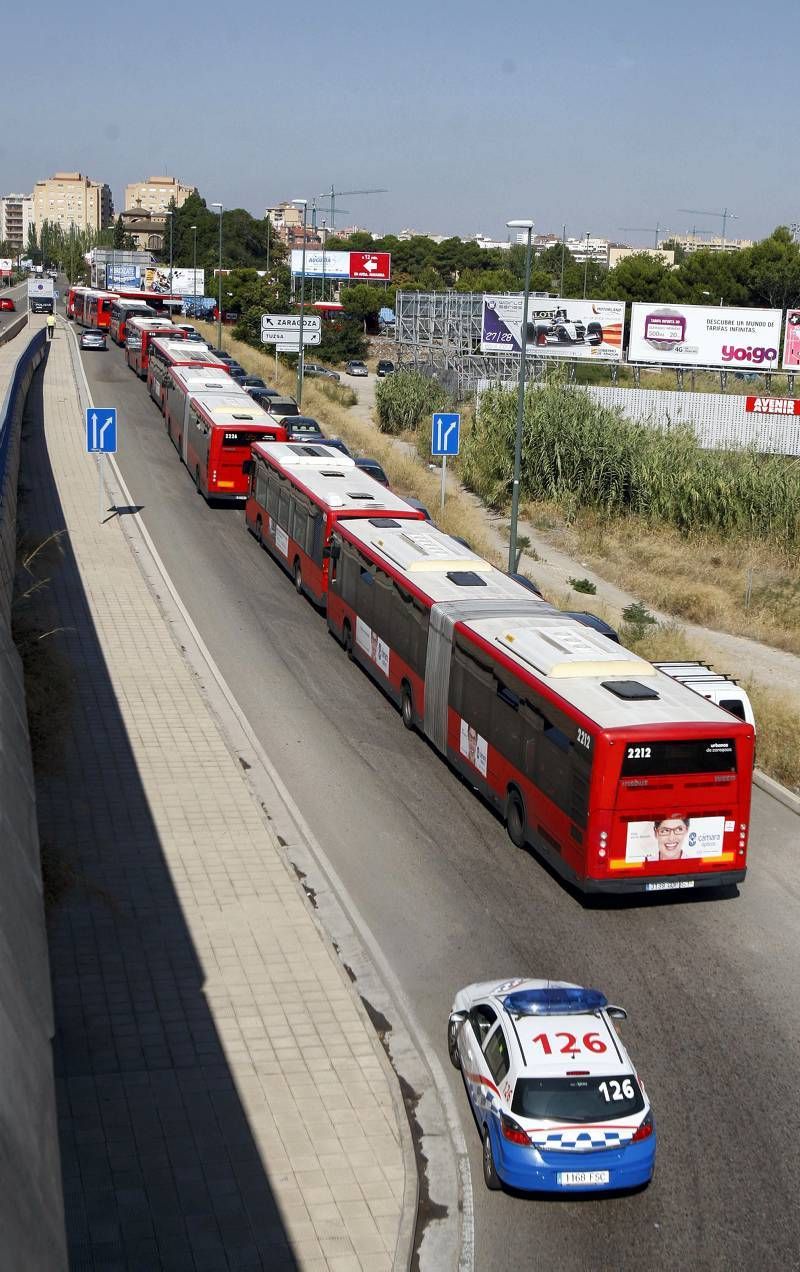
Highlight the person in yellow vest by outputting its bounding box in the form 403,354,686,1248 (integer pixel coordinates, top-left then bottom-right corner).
46,313,55,340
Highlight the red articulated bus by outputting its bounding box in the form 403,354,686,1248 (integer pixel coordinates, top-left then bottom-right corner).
108,298,158,345
84,290,117,330
147,337,227,410
125,318,180,378
110,288,182,317
326,518,755,895
67,286,89,321
171,392,288,501
245,442,427,605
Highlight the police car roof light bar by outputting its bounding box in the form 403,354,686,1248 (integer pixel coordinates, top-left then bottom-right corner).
502,987,608,1016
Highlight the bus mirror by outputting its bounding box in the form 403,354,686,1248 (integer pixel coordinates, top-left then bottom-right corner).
324,541,341,562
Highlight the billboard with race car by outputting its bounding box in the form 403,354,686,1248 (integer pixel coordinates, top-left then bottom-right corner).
628,302,783,370
480,294,625,362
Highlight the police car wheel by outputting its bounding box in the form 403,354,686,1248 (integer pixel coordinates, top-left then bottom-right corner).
447,1022,461,1069
482,1127,502,1191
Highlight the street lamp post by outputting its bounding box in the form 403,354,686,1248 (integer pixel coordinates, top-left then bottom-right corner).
560,223,566,297
506,219,534,574
167,210,174,297
583,231,591,299
293,198,308,406
212,202,223,347
190,225,197,313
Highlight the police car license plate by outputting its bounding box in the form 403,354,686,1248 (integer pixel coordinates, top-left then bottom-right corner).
558,1170,609,1186
646,880,695,891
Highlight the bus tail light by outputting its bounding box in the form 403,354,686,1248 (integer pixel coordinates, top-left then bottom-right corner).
632,1113,654,1143
500,1114,531,1146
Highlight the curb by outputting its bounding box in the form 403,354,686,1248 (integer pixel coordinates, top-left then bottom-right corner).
753,767,800,815
62,318,472,1272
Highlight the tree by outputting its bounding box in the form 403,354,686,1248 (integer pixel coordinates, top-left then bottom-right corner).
660,238,687,266
674,248,749,307
339,282,394,332
26,222,38,257
113,215,125,249
455,267,517,293
605,253,677,303
741,227,800,309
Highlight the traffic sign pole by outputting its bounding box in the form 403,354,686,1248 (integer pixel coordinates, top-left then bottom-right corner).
441,454,447,518
99,452,105,524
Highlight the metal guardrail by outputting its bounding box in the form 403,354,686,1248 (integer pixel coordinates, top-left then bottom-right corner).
0,326,48,624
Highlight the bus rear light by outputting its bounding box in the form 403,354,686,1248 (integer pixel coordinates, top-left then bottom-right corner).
598,849,607,860
632,1114,654,1143
500,1114,531,1146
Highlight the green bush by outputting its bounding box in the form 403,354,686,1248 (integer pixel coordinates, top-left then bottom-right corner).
375,370,454,435
460,375,800,546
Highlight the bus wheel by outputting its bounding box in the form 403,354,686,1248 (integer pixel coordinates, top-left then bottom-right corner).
255,516,263,545
293,559,303,594
401,682,414,731
506,787,526,848
343,620,353,659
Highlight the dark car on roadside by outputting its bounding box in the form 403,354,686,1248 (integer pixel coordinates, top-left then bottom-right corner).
507,571,544,598
376,359,395,377
317,436,351,456
79,328,107,351
404,496,431,520
262,396,300,418
241,375,267,389
244,385,281,404
562,611,621,642
286,419,326,442
354,457,390,486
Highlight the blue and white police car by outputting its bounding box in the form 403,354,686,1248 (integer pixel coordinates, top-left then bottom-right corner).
448,978,655,1193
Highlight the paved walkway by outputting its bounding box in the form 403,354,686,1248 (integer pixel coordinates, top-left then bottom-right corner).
26,322,410,1270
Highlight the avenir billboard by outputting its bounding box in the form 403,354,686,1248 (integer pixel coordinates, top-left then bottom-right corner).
628,302,783,371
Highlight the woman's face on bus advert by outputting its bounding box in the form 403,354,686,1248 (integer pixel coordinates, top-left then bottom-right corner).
653,817,689,860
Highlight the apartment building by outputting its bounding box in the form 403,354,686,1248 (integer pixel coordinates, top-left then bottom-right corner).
32,173,113,233
124,176,195,214
0,194,33,250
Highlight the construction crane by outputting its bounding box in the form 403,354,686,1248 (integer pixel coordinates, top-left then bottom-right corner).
678,207,738,244
317,186,388,232
619,223,666,249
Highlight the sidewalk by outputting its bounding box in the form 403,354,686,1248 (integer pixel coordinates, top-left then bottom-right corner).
27,322,411,1270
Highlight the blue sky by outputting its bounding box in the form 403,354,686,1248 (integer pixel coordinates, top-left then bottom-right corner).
3,0,793,244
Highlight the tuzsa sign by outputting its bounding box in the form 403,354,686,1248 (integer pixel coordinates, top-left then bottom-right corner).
745,396,800,415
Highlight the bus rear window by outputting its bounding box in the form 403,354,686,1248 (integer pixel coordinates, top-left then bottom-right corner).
621,737,736,776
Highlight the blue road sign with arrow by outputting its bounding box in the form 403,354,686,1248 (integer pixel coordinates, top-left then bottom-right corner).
431,412,460,456
86,407,117,453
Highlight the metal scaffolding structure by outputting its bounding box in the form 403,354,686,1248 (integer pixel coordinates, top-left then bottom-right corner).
394,290,593,393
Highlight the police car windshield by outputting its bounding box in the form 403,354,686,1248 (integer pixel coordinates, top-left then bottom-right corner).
512,1076,644,1123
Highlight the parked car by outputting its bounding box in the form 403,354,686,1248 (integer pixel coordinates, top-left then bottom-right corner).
303,362,341,381
241,375,267,389
0,296,16,312
286,419,326,442
507,572,544,598
345,359,368,377
262,396,300,417
563,611,620,643
79,328,107,351
244,385,282,403
354,457,390,487
317,436,351,456
376,359,395,377
404,496,431,520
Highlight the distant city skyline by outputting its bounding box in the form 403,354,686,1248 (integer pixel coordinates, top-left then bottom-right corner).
3,1,795,248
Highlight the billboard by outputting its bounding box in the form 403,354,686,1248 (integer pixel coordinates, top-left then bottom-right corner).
27,277,54,298
290,249,392,281
782,309,800,369
0,258,13,275
629,303,783,370
143,267,204,296
106,263,143,288
480,295,625,362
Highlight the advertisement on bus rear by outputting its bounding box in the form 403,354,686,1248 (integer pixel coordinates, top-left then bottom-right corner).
625,814,726,863
628,302,783,369
480,294,625,362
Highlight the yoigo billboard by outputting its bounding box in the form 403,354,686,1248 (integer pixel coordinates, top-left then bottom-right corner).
480,295,625,361
629,303,783,370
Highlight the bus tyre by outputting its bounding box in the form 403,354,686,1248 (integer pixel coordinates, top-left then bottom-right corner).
343,620,354,659
482,1127,502,1191
506,788,526,848
401,683,414,731
293,560,303,594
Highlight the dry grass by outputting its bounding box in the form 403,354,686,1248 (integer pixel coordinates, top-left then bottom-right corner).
522,500,800,655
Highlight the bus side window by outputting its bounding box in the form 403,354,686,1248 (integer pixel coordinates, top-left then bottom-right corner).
277,486,290,528
254,460,268,506
310,514,324,564
266,472,279,518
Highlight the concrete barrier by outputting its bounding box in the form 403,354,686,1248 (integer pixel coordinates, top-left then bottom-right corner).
0,327,67,1270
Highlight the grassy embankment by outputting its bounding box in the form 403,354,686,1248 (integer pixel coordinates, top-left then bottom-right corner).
194,326,800,791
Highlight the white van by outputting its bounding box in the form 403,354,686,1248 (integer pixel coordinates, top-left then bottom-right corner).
653,662,755,730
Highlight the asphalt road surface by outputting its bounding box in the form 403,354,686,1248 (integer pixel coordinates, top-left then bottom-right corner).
0,278,30,332
72,326,800,1271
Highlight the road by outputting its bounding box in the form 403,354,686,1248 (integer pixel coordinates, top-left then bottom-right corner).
0,278,31,334
72,325,800,1271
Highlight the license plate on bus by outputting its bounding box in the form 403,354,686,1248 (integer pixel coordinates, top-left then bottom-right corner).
646,880,695,892
558,1170,609,1186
